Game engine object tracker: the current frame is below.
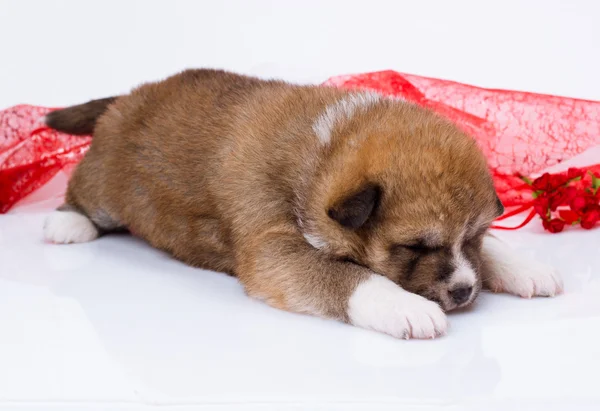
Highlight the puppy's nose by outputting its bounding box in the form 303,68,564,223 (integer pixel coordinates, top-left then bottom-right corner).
449,286,473,305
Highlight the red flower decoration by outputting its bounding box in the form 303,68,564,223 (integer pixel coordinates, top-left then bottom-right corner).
570,196,588,212
548,186,577,211
542,218,565,233
494,167,600,233
558,209,580,225
581,209,600,229
584,193,599,208
567,168,585,180
533,195,550,217
532,173,553,191
550,174,570,188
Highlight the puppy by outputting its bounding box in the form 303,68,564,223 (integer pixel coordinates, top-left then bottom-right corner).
43,69,563,339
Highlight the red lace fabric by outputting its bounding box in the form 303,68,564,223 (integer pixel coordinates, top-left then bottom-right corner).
325,71,600,208
0,105,90,212
1,70,599,216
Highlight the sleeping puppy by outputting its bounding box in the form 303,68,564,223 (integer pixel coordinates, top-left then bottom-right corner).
42,69,563,339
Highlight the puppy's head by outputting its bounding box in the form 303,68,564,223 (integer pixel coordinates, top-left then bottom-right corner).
303,94,503,311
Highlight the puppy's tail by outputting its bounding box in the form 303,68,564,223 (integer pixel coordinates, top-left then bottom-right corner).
43,97,118,135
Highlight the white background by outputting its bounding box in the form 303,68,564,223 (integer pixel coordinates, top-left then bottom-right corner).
1,1,600,410
1,0,600,107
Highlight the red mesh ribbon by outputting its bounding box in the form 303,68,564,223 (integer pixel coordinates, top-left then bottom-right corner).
325,71,600,211
2,70,600,221
0,105,90,213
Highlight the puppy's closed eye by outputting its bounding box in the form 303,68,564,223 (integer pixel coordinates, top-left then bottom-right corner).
339,256,360,265
395,243,443,255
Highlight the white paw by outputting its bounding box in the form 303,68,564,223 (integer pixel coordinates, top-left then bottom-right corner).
483,236,563,298
487,261,563,298
348,274,448,339
44,210,99,244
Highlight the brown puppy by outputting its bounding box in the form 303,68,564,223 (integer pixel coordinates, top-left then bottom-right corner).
43,69,563,339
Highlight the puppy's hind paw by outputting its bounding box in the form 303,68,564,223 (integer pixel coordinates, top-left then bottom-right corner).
44,210,99,244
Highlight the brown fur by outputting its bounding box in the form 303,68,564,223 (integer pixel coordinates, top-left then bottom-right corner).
46,69,501,323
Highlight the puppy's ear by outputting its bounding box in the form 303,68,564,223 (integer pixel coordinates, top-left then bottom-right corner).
328,183,381,229
495,195,504,217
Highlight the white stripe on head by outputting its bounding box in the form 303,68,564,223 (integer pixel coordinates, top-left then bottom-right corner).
303,232,328,250
312,91,382,144
450,241,477,287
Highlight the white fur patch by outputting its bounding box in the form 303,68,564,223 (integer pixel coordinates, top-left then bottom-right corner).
312,92,381,144
44,210,99,244
482,235,563,298
303,233,327,250
450,246,477,288
347,274,448,339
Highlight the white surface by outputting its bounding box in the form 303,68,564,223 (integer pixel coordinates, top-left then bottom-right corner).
2,200,600,411
1,1,600,410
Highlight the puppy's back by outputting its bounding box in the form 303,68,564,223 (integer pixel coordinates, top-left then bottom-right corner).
60,69,340,269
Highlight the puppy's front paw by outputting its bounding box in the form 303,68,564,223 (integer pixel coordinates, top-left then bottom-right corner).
483,236,563,298
348,275,448,339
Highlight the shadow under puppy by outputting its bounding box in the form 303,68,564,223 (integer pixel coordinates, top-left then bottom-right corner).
43,69,563,339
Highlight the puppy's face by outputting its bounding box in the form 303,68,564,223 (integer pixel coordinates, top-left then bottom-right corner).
305,99,503,311
358,185,499,311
